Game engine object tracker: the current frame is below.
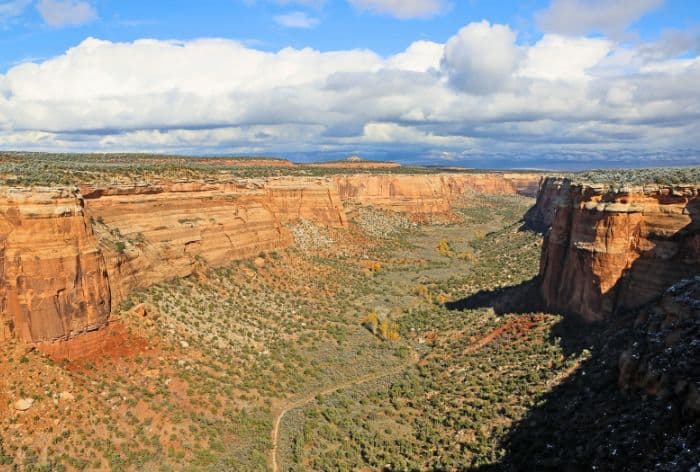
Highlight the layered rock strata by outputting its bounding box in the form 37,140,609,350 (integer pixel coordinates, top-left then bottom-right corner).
333,173,541,220
536,178,699,322
0,187,111,343
0,178,346,343
0,172,534,345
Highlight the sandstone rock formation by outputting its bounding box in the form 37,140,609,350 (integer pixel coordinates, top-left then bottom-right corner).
83,178,347,306
523,177,570,232
0,187,111,343
0,172,537,346
536,178,699,322
0,178,346,344
333,173,541,221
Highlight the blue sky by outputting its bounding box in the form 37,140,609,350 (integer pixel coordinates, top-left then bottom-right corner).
2,0,697,69
0,0,699,168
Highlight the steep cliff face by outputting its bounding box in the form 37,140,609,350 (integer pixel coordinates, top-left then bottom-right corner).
333,173,540,220
502,173,544,197
538,178,699,322
0,188,111,343
0,178,347,344
523,177,570,232
265,177,348,228
0,172,540,346
83,178,346,307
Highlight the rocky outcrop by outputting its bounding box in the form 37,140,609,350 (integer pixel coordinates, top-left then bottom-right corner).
0,188,111,343
538,178,699,322
84,178,346,308
502,173,545,198
0,178,346,344
618,276,700,415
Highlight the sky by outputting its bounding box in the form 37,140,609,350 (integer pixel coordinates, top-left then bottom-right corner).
0,0,699,168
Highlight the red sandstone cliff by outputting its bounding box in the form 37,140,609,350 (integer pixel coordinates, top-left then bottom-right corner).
536,178,699,322
0,188,111,343
86,178,349,314
0,178,346,344
0,172,541,346
333,173,541,221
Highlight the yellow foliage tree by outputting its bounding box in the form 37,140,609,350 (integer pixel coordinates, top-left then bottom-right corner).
361,311,379,335
435,239,455,257
378,319,400,342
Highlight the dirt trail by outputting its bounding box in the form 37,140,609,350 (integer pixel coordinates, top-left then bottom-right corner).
545,359,584,388
270,354,418,472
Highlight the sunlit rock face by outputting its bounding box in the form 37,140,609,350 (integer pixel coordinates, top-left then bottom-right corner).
0,172,537,345
0,178,345,343
0,187,112,343
333,173,541,221
536,178,699,322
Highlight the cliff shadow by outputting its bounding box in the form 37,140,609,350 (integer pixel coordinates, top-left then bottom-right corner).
444,276,544,316
489,310,700,472
484,196,700,471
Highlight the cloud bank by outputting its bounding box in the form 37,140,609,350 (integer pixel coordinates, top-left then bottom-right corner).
0,19,699,165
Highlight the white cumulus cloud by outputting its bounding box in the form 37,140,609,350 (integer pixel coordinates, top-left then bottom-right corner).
0,20,698,164
442,21,520,94
518,35,611,81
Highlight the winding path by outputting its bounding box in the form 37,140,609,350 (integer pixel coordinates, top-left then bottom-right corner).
270,356,418,472
269,315,565,471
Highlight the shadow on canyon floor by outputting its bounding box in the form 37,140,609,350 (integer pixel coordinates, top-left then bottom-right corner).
471,200,700,471
485,313,700,472
444,277,544,317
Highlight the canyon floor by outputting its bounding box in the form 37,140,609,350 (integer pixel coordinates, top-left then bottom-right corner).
0,180,697,471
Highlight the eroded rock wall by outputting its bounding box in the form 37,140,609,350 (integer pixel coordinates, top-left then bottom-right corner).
333,173,541,220
538,178,699,322
0,178,347,343
0,172,541,345
84,178,349,307
0,188,111,343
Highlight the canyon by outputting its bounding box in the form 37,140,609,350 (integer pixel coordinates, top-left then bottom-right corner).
0,172,541,346
531,177,699,322
1,159,698,471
